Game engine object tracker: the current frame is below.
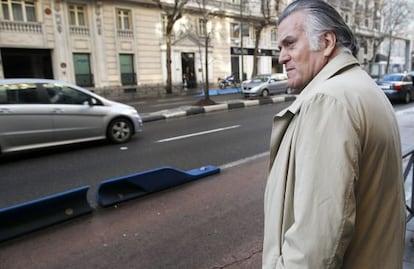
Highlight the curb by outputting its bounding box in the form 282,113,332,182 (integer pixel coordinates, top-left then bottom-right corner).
141,95,296,123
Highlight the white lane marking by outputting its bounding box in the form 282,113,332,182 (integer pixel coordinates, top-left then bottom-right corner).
156,125,241,143
220,152,269,170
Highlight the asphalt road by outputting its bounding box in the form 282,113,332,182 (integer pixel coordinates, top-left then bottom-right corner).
0,99,290,208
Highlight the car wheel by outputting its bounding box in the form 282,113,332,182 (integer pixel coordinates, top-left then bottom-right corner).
262,89,269,97
107,118,133,143
405,91,411,104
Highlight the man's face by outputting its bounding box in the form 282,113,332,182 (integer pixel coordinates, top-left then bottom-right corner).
277,11,328,92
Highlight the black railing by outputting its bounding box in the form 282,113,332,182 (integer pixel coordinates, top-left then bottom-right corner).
121,73,137,86
403,146,414,222
75,74,94,87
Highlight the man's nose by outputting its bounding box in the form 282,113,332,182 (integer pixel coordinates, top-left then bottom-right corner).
279,49,289,64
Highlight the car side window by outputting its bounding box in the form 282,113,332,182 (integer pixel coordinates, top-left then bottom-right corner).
0,86,7,104
407,75,414,84
45,84,90,105
0,83,41,104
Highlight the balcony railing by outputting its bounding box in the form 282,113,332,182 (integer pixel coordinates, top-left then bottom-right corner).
0,20,42,33
121,73,137,86
70,26,90,36
75,74,94,87
117,29,133,38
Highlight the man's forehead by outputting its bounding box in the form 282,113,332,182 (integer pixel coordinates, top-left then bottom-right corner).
277,11,305,42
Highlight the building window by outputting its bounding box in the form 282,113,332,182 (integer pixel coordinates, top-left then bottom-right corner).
251,27,257,41
116,8,132,30
271,28,277,42
198,18,206,36
161,14,167,35
1,0,36,22
69,4,86,26
241,23,249,37
230,23,240,39
119,54,136,86
73,53,94,87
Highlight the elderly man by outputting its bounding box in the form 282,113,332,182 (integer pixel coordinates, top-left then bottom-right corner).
263,0,406,268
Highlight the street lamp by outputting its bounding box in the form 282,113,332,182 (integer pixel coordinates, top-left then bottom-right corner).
240,0,244,82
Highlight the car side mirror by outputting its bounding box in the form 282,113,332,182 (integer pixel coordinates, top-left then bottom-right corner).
84,97,97,106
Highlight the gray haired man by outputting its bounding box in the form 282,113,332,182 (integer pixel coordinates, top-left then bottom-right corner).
263,0,406,268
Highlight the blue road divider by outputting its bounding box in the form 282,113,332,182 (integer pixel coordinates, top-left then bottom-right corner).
97,165,220,208
0,186,92,242
196,87,241,97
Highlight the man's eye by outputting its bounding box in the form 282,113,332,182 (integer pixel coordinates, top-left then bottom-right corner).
286,40,294,47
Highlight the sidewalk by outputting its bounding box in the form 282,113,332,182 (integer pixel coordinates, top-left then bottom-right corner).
397,108,414,268
132,88,296,123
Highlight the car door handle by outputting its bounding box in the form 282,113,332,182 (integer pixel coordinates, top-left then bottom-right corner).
52,108,64,113
0,108,11,114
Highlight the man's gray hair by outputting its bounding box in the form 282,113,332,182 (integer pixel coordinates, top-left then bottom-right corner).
278,0,359,57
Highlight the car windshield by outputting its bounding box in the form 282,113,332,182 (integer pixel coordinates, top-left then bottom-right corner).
251,75,270,82
382,74,403,82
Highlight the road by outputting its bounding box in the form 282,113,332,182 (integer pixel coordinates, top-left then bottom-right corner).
0,99,290,208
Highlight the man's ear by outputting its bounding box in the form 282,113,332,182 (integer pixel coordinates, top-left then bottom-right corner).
322,31,337,57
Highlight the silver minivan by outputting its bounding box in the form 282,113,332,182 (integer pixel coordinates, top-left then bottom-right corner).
0,79,143,154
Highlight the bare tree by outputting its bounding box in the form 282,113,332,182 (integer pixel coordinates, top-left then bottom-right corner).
367,0,410,74
193,0,217,105
251,0,280,76
382,0,409,73
153,0,189,94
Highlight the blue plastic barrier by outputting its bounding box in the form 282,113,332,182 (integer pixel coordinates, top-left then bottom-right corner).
97,165,220,207
0,186,92,242
196,88,241,96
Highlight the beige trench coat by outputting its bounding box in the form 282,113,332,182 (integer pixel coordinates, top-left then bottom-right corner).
263,52,406,269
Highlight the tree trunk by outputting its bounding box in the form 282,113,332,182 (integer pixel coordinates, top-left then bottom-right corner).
204,37,210,100
165,25,173,94
252,26,263,76
386,34,393,74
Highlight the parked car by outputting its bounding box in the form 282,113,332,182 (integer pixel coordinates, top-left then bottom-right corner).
376,73,414,103
0,79,143,154
241,73,289,97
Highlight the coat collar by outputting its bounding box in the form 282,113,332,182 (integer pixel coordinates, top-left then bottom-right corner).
276,52,360,117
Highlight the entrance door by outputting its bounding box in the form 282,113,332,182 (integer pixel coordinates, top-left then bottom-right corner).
1,48,53,78
231,56,240,82
181,53,196,88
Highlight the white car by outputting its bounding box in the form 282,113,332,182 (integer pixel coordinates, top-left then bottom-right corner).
0,79,143,154
241,73,289,97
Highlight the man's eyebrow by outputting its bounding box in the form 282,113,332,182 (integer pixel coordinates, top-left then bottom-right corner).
279,36,295,46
